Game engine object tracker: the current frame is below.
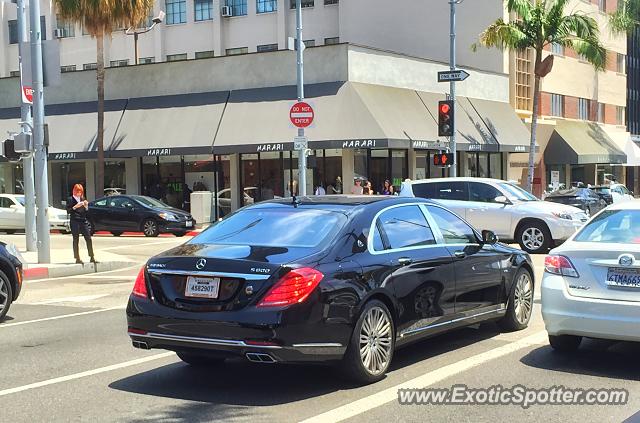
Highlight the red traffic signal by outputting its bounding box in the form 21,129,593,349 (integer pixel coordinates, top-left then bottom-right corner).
439,103,450,114
438,100,454,137
433,152,453,168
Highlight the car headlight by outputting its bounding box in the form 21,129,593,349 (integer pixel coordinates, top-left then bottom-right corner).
551,211,573,220
5,243,25,265
159,212,179,221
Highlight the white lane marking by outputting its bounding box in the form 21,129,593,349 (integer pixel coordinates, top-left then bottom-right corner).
27,264,141,283
32,294,111,305
300,331,547,423
0,306,124,328
100,239,183,251
0,352,174,397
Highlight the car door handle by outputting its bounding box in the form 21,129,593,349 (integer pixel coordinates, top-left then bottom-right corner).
454,251,466,259
398,257,413,266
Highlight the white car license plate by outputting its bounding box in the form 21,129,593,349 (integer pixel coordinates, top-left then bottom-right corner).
185,276,220,298
186,220,193,228
606,268,640,288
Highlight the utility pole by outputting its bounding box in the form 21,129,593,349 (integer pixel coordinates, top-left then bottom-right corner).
29,0,51,263
16,0,36,252
295,0,307,196
448,0,462,177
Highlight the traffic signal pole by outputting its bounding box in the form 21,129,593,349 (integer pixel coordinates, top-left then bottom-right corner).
449,0,459,177
295,0,307,196
29,0,51,263
16,0,36,252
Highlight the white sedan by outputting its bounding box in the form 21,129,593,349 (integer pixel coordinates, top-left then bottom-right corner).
542,200,640,351
0,194,70,233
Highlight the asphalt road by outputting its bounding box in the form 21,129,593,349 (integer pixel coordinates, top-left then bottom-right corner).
1,237,639,423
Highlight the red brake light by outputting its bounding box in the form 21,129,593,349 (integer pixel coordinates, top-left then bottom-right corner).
544,255,579,278
132,267,149,298
257,267,324,307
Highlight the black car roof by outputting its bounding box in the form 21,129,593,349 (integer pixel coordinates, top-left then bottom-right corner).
253,195,434,210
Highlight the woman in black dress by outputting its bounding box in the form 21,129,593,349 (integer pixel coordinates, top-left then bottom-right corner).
66,184,95,264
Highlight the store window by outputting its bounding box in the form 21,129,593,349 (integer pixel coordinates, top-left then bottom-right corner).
489,153,503,180
104,161,126,195
391,150,407,191
185,155,215,193
369,149,389,194
52,162,86,207
159,156,184,209
415,152,428,180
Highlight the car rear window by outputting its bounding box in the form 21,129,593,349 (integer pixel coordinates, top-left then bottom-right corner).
193,207,347,248
574,209,640,243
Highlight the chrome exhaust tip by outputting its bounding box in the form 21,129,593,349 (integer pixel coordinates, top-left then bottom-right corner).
132,340,151,350
245,352,276,363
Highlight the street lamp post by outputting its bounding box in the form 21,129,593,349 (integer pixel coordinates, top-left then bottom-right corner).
295,0,307,196
448,0,463,177
125,11,165,65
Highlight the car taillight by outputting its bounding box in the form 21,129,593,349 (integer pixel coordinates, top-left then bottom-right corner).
257,267,324,307
544,255,579,278
132,267,149,298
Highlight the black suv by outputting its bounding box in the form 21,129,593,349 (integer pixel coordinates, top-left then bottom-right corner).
0,243,24,321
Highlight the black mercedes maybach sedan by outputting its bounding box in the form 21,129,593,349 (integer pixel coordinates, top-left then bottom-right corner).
127,196,534,384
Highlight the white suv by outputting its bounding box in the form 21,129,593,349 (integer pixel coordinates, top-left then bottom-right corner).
400,178,588,254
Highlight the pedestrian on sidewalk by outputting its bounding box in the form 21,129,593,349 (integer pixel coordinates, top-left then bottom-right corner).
67,184,95,265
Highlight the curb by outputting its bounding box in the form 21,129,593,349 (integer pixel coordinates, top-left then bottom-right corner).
24,261,137,280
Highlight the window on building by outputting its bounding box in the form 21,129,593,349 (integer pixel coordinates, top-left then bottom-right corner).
304,39,315,47
551,94,564,117
290,0,314,8
166,0,187,24
599,0,606,13
325,37,340,45
167,53,188,61
324,0,338,4
228,0,248,16
257,43,278,52
139,57,155,64
195,50,215,59
617,53,626,74
551,43,564,55
8,20,18,44
9,71,20,77
257,0,277,13
578,98,589,120
83,63,97,70
60,65,76,73
597,102,605,123
617,106,625,125
40,16,47,40
109,59,129,67
56,15,75,38
226,47,248,55
194,0,213,21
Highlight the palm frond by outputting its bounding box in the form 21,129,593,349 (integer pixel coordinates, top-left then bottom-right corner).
507,0,533,20
609,0,640,34
571,38,607,70
473,20,532,52
54,0,154,37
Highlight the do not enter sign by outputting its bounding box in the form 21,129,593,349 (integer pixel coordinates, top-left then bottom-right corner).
290,102,314,128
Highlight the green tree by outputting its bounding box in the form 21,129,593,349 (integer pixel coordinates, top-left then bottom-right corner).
473,0,606,192
610,0,640,33
53,0,154,196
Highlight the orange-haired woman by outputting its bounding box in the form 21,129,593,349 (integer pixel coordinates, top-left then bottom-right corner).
66,184,95,264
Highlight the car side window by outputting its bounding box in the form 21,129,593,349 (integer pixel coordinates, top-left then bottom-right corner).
468,182,502,203
411,183,435,199
375,205,436,251
427,206,478,245
94,199,107,207
0,198,12,208
372,224,385,251
432,182,468,201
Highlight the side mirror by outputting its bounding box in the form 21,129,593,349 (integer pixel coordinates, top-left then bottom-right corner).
494,195,511,205
9,204,19,210
481,230,498,245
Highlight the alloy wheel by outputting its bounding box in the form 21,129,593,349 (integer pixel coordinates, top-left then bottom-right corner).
513,272,533,325
143,221,157,236
522,227,544,251
358,306,393,376
0,277,8,312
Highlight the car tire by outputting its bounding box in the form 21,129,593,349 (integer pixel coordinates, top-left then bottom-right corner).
340,299,395,385
549,335,582,352
142,219,159,237
516,221,551,254
175,232,187,237
5,230,15,235
0,270,13,322
498,267,534,332
176,352,225,367
111,231,123,237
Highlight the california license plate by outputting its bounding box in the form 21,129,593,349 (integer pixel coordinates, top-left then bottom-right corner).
185,276,220,298
606,268,640,288
186,220,193,228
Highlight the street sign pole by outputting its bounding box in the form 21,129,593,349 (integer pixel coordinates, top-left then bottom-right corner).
295,0,307,196
16,0,36,252
29,0,51,263
449,0,460,177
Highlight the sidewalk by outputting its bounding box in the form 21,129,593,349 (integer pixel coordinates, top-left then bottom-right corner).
20,248,136,280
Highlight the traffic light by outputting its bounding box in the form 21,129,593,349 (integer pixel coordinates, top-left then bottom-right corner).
438,100,454,137
433,152,454,168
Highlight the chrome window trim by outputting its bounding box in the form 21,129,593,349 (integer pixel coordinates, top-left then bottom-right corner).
147,269,270,280
424,203,482,247
399,306,506,338
291,343,343,348
367,202,441,256
129,332,283,349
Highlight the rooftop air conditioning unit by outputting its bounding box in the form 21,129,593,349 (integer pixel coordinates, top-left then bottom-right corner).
221,6,232,17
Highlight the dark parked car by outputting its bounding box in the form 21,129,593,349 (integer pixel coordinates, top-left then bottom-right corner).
88,195,195,237
0,242,24,321
544,188,607,216
127,196,534,383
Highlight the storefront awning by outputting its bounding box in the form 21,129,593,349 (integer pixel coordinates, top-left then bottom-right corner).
107,91,228,158
606,128,640,167
544,120,627,165
464,97,533,153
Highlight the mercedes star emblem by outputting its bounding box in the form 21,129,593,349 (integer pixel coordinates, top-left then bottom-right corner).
619,254,634,267
195,258,207,270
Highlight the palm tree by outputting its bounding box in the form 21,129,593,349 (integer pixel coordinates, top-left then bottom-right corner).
54,0,154,196
610,0,640,33
473,0,606,192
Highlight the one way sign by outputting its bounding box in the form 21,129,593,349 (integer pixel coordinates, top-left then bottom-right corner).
437,69,470,83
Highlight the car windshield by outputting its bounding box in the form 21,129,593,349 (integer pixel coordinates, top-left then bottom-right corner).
498,183,538,202
132,196,170,208
594,187,611,195
574,209,640,243
14,196,25,206
193,207,347,248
